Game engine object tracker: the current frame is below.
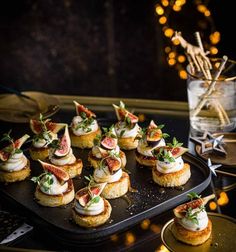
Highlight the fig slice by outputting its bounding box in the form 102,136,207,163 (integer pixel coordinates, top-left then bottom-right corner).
38,160,69,182
113,103,138,123
101,136,117,150
174,194,215,218
0,151,10,162
105,157,121,174
73,101,96,118
75,182,107,207
30,119,65,134
13,134,30,149
54,126,71,157
146,120,162,142
155,146,188,158
171,146,188,158
0,134,30,161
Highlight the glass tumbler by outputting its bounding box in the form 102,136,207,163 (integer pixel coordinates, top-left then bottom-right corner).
187,58,236,133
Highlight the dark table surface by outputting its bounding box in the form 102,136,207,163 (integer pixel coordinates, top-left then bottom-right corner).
0,97,235,252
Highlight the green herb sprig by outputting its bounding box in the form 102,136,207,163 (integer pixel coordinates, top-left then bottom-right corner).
75,115,94,133
0,131,22,158
183,193,204,224
84,176,101,208
31,172,54,192
185,205,205,225
102,125,117,139
33,114,54,146
167,137,183,148
153,148,175,163
187,192,201,201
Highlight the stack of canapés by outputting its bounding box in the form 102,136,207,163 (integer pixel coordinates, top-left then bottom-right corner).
1,100,211,245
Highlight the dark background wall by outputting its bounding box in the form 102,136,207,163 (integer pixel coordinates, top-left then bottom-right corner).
0,0,234,101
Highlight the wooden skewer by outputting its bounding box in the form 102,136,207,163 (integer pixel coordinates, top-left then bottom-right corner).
212,100,226,126
222,139,236,143
216,170,236,178
195,31,212,79
217,102,230,124
191,56,228,118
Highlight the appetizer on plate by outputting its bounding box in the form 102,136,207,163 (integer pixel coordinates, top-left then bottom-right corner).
0,132,30,183
70,101,101,149
113,101,140,150
31,160,74,207
172,193,215,246
93,152,130,199
136,120,168,167
48,125,83,178
29,114,66,160
88,125,126,169
152,137,190,187
72,177,111,228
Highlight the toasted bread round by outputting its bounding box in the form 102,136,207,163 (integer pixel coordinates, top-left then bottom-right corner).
172,218,212,246
135,150,156,167
118,137,139,150
29,147,50,161
0,160,31,183
152,163,191,187
46,158,83,178
72,198,111,228
88,151,127,169
101,171,130,199
34,179,74,207
70,128,101,149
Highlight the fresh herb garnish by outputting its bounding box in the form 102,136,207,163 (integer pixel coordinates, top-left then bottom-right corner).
98,150,120,174
79,111,87,119
120,129,126,138
183,193,204,224
75,117,94,133
185,205,205,225
93,134,102,146
102,125,117,138
0,131,22,158
187,192,201,201
125,116,131,126
167,137,183,148
49,139,61,149
31,172,54,192
84,176,101,208
0,130,13,144
33,114,54,146
162,133,170,139
153,148,175,162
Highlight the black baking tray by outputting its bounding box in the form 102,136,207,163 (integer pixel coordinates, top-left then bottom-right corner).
0,107,211,244
0,151,210,244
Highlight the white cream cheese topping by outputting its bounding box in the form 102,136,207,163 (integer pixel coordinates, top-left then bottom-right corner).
156,156,184,174
0,152,27,172
39,174,68,195
71,115,98,136
137,138,166,157
94,166,122,183
49,148,76,166
115,122,140,138
179,208,208,231
74,197,105,216
32,132,57,148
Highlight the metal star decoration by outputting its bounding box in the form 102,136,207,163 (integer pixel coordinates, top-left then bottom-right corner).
213,135,224,148
207,158,222,176
190,131,227,155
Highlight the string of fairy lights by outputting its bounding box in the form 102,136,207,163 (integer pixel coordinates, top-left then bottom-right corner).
155,0,221,79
